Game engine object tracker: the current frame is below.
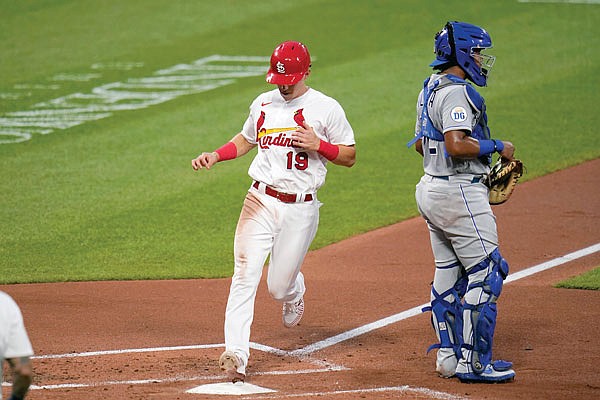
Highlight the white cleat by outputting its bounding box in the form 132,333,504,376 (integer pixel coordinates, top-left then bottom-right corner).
219,350,246,383
282,297,304,328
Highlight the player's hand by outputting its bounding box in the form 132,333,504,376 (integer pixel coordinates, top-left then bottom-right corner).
191,152,219,170
291,122,320,151
499,141,515,161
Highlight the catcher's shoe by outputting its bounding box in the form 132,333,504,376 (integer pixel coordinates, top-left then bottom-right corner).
456,360,515,383
282,297,304,328
436,353,458,378
219,350,245,383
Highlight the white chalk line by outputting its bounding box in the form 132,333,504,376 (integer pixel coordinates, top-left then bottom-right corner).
32,343,224,359
505,242,600,283
292,242,600,355
246,385,466,400
32,341,346,371
1,366,347,391
14,242,599,393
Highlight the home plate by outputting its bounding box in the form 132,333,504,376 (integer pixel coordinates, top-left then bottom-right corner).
186,381,277,395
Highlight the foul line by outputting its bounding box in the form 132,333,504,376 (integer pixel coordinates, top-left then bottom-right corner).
291,242,600,355
505,243,600,282
3,366,347,391
18,242,598,393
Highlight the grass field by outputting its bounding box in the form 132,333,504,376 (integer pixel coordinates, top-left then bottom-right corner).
556,267,600,290
1,0,599,283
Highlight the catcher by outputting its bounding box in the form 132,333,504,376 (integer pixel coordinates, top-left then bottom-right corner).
408,21,521,383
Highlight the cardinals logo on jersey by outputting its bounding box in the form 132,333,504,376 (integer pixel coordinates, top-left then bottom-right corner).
256,109,304,149
256,111,266,134
293,108,305,127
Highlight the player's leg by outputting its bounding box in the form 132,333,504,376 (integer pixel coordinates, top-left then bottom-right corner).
424,221,467,378
267,199,320,327
223,191,275,377
6,356,33,399
417,177,467,377
448,184,514,382
456,248,515,382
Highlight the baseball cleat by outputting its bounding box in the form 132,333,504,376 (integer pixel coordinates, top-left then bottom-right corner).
436,355,458,378
219,350,245,383
456,361,515,383
282,297,304,328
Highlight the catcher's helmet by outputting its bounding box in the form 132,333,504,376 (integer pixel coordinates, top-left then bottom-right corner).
266,41,311,85
430,21,495,87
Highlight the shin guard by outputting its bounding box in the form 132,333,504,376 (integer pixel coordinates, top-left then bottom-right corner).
465,248,509,374
423,274,468,359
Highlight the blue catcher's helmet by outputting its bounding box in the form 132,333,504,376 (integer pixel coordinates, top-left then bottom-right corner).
429,21,496,87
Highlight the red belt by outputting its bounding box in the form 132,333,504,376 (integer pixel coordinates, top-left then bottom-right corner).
252,181,313,203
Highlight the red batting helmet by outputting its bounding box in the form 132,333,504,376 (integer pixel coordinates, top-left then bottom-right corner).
266,41,311,85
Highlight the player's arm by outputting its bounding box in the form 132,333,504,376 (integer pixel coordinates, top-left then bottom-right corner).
415,138,424,157
6,356,33,399
191,133,256,171
331,144,356,167
444,130,514,160
291,122,356,168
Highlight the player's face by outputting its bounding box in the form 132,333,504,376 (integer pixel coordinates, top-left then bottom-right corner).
277,79,308,101
471,47,495,75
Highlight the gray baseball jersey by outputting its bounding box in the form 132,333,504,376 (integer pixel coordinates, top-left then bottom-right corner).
414,73,498,270
415,73,490,177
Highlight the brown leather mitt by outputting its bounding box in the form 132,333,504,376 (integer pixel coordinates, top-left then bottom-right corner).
486,158,524,205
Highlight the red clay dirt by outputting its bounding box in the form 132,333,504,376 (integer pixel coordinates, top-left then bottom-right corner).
2,158,599,400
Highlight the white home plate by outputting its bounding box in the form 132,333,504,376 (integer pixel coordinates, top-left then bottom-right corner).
186,381,277,395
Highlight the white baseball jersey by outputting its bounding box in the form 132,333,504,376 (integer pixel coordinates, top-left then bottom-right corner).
224,87,355,374
0,291,34,397
241,87,355,193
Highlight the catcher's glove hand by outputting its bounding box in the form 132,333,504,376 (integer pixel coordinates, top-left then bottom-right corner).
486,158,524,205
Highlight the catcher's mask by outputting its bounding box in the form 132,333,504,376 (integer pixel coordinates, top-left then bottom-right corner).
266,41,311,86
430,21,495,87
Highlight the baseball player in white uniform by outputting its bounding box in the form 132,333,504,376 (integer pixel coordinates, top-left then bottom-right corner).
1,291,34,400
409,22,516,383
191,40,356,382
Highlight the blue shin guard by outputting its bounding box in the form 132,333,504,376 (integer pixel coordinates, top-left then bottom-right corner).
464,249,512,376
423,274,468,359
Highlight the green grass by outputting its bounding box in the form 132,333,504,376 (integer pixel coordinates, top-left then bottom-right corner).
556,267,600,291
1,0,599,283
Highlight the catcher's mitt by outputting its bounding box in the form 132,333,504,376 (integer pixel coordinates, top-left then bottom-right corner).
486,158,524,205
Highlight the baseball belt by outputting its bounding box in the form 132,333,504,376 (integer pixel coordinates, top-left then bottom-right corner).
252,181,313,203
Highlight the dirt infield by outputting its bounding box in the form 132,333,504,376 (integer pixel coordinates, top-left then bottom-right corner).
2,159,599,400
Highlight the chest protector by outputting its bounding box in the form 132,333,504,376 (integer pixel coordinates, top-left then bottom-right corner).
408,75,492,164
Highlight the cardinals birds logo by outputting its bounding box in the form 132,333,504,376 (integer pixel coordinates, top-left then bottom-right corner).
293,109,305,127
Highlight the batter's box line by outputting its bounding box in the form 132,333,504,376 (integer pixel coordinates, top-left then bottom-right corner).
32,342,348,372
4,366,348,391
243,385,466,400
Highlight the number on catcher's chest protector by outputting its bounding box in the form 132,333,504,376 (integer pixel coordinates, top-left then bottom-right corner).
286,151,308,170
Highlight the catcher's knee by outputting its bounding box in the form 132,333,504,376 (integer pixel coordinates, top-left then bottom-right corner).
469,248,508,300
